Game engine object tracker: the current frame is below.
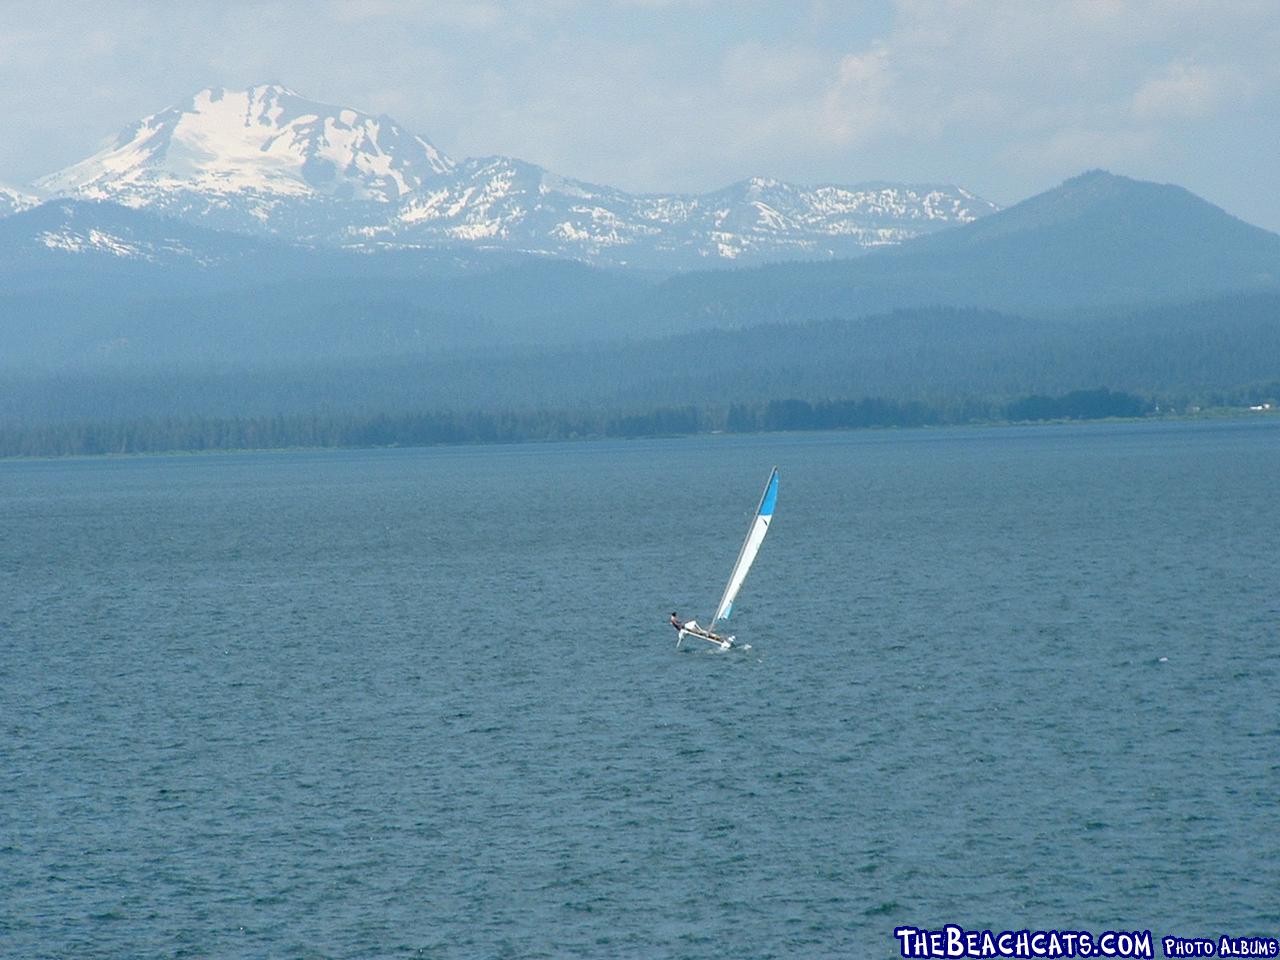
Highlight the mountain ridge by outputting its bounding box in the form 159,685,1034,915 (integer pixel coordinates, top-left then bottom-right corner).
18,83,996,268
3,170,1278,370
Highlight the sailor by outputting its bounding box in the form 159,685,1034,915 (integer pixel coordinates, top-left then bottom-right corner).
670,612,684,633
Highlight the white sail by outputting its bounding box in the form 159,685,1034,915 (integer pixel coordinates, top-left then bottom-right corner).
710,467,778,630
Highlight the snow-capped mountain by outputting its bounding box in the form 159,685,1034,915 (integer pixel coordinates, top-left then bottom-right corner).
384,161,994,265
38,84,452,200
34,84,453,238
30,84,997,267
0,183,39,218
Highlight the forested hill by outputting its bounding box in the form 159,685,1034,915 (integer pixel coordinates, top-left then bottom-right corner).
4,294,1278,427
626,171,1280,335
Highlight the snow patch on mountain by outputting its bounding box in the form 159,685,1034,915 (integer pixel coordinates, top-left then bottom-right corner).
0,184,40,218
38,227,148,258
3,199,258,268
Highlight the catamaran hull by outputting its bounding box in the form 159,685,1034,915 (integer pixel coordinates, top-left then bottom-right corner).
677,627,734,650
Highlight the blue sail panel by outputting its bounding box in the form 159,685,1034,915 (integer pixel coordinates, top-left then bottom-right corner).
758,470,779,518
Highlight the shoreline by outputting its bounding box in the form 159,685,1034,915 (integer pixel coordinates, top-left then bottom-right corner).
2,407,1275,464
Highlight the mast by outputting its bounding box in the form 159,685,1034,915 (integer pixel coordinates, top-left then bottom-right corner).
710,466,778,631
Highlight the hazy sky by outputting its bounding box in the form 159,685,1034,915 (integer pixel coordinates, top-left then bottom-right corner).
2,0,1278,228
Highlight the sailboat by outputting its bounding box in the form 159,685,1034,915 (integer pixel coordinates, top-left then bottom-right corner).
678,467,779,650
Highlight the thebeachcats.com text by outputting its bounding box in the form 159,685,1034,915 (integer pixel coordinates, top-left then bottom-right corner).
894,926,1154,958
893,926,1280,959
894,926,1152,959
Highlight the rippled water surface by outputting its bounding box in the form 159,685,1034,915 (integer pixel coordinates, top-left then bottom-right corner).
3,420,1278,958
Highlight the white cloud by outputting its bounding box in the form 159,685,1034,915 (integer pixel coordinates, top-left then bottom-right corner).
819,48,893,146
1131,61,1230,121
326,0,503,28
1005,126,1159,172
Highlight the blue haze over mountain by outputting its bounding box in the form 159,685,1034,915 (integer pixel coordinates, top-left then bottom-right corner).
636,171,1280,331
0,88,1278,426
2,168,1277,369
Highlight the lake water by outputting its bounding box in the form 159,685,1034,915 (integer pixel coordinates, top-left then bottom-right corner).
3,419,1278,958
